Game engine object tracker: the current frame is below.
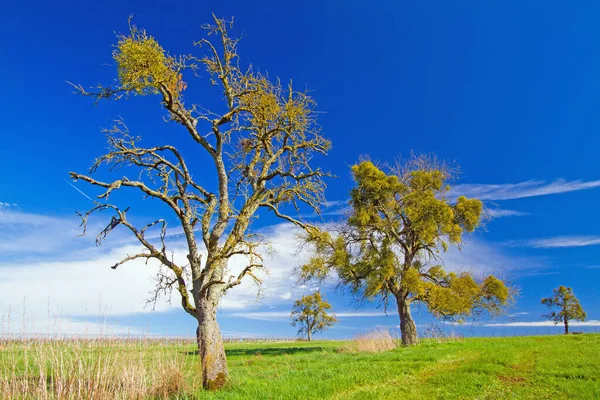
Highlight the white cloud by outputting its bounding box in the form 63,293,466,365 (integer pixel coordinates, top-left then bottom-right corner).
520,271,561,277
508,236,600,249
438,237,539,278
322,200,347,208
0,221,316,334
302,200,351,218
0,244,178,318
1,317,144,337
0,204,65,226
215,223,314,310
0,205,100,257
450,178,600,201
485,208,529,219
0,201,537,336
226,311,389,321
508,312,529,317
484,320,600,327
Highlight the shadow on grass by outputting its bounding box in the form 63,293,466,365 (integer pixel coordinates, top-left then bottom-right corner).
185,346,326,357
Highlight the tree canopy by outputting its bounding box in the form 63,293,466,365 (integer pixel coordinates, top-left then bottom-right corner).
301,156,509,345
291,292,337,341
542,286,586,334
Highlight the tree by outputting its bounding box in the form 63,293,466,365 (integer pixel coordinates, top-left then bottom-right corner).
301,155,509,346
291,292,337,341
542,286,586,334
69,16,330,389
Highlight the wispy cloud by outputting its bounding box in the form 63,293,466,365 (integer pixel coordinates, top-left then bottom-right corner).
508,312,529,317
226,311,389,321
450,179,600,201
303,200,350,218
439,237,542,278
485,208,529,219
508,235,600,249
520,271,561,277
0,204,65,226
484,320,600,327
0,204,91,257
322,200,347,208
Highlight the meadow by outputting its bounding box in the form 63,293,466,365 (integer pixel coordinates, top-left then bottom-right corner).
0,334,598,399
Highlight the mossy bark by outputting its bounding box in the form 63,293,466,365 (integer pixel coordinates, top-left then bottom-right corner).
397,296,418,346
197,297,228,390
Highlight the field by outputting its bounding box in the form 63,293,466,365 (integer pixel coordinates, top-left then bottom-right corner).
1,334,599,399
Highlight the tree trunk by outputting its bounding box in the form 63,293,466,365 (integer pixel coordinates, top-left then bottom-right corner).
564,316,569,335
197,298,228,390
307,330,312,341
397,296,418,346
196,325,201,350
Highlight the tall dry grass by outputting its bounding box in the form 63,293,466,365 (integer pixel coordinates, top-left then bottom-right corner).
0,337,198,399
341,329,399,353
419,323,463,344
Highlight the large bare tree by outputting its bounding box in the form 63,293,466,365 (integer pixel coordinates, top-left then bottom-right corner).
69,16,330,389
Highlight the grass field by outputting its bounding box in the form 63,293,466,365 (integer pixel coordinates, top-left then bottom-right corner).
1,334,599,399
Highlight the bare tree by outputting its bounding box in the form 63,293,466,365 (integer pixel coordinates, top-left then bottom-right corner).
70,16,330,389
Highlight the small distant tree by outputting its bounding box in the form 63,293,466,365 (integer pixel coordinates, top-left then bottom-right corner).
301,155,510,346
542,286,586,334
291,292,337,341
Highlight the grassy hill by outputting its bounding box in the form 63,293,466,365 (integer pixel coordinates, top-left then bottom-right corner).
1,334,599,399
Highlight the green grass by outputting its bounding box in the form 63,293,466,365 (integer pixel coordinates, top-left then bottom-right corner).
2,334,599,399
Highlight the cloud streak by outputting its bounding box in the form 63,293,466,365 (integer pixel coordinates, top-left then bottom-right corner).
450,179,600,201
508,312,529,317
484,320,600,327
226,311,389,321
508,236,600,249
485,208,529,219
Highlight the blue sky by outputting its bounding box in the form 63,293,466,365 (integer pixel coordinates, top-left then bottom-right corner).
1,1,600,339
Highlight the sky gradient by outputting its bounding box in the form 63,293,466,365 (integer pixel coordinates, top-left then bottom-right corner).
1,0,600,339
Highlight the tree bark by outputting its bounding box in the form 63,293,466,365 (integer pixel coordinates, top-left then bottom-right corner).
307,330,312,341
197,296,228,390
564,316,569,335
397,296,418,346
196,325,201,350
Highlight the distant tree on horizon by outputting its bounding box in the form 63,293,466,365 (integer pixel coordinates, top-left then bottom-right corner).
542,286,586,334
291,292,337,341
299,154,510,346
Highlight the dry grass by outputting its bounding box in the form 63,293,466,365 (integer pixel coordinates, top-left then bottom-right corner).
340,329,399,353
0,338,195,399
419,323,464,344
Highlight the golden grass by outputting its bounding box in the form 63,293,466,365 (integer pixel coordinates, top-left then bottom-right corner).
340,329,399,353
0,338,195,399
